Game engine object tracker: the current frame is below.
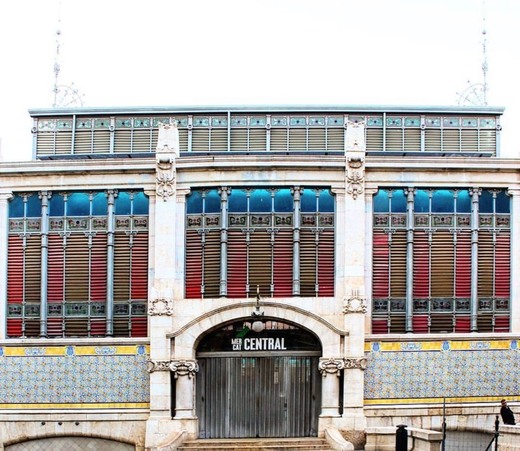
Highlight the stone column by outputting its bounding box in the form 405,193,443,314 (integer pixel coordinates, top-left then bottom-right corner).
170,360,199,418
318,358,343,417
508,188,520,332
0,191,13,339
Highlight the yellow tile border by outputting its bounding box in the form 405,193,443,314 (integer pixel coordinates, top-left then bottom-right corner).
365,396,510,405
364,339,515,352
0,403,149,409
1,345,150,357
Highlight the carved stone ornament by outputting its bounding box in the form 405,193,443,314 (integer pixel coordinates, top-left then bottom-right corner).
170,360,199,379
344,357,367,371
148,297,174,316
156,159,176,201
345,120,366,151
318,358,346,377
157,120,180,156
343,292,367,314
346,156,365,200
147,359,171,373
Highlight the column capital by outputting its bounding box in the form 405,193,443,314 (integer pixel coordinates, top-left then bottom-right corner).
318,358,345,377
170,360,199,379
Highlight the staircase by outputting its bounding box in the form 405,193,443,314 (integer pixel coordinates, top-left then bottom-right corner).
177,437,334,451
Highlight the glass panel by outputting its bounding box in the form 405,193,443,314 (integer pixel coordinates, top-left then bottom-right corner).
67,192,90,216
432,190,454,213
133,191,149,214
228,189,247,212
456,189,471,213
8,195,24,218
205,189,221,213
187,190,203,214
49,193,65,216
274,189,293,213
319,189,334,212
414,190,430,213
250,189,271,213
479,190,493,213
92,192,108,216
301,189,318,212
391,189,407,213
373,189,389,213
26,195,42,217
115,191,131,215
496,190,510,213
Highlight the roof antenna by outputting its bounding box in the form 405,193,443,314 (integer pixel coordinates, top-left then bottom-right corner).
52,0,84,108
457,0,488,106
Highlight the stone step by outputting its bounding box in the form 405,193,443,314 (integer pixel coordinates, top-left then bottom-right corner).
177,437,333,451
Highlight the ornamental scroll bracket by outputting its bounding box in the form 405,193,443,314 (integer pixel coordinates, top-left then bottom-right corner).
318,358,346,377
344,357,367,371
148,297,174,316
147,360,171,373
343,290,367,314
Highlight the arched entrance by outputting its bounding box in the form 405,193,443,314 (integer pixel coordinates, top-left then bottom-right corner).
196,318,322,439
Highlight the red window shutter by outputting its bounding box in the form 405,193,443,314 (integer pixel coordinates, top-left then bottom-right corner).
495,231,510,297
317,229,334,296
186,229,203,299
91,234,108,301
455,231,471,298
248,231,272,296
131,232,148,300
273,229,293,297
7,235,24,304
413,231,429,298
227,230,247,298
372,231,389,298
371,319,389,334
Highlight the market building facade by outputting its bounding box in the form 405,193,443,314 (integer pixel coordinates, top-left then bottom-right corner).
1,105,519,450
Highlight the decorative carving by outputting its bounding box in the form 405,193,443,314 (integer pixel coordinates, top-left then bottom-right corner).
318,358,345,377
344,357,367,370
343,291,367,314
345,120,366,151
170,360,199,379
156,159,176,201
157,120,180,156
346,156,365,200
147,359,171,373
148,297,174,316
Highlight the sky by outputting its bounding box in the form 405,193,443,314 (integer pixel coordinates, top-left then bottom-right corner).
1,0,520,161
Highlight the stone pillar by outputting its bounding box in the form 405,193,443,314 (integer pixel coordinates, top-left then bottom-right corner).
509,188,520,332
171,360,199,418
318,358,343,417
0,191,13,339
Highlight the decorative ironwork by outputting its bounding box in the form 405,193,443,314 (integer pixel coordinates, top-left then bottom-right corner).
148,297,174,316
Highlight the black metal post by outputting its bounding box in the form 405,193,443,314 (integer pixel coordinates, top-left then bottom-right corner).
396,424,408,451
441,397,446,451
494,415,499,451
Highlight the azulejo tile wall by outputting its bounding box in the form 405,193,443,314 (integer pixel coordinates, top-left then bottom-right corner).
364,339,520,404
0,345,150,408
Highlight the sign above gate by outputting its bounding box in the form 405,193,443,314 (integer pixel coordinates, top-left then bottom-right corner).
197,319,322,354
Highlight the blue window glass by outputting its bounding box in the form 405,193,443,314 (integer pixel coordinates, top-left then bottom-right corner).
319,189,334,212
49,194,65,216
187,191,203,214
391,190,407,213
456,189,471,213
432,190,454,213
115,192,131,215
496,190,510,213
133,191,149,215
250,189,271,212
92,192,108,216
205,189,221,213
414,190,430,213
479,190,493,213
373,190,389,213
274,189,293,213
67,193,90,216
301,189,318,212
9,195,24,218
26,195,42,217
229,189,247,213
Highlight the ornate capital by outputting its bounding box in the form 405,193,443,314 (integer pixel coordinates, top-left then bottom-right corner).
343,291,367,314
346,156,365,200
148,297,174,316
344,357,367,371
318,358,345,377
147,359,171,373
170,360,199,379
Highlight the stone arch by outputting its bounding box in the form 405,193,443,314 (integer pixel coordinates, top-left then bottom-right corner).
169,301,347,359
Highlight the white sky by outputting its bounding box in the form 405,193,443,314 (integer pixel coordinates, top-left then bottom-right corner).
1,0,519,161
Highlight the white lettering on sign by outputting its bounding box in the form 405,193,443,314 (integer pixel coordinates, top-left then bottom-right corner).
231,338,242,351
242,337,287,351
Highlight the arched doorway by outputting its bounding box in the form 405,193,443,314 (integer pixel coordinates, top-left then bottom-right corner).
196,318,322,439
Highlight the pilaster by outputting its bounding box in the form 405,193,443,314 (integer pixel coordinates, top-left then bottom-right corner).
509,188,520,332
0,191,13,339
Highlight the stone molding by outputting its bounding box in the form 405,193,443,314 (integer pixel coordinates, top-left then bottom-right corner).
148,297,174,316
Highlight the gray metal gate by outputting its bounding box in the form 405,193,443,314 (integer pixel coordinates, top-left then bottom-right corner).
197,355,321,438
